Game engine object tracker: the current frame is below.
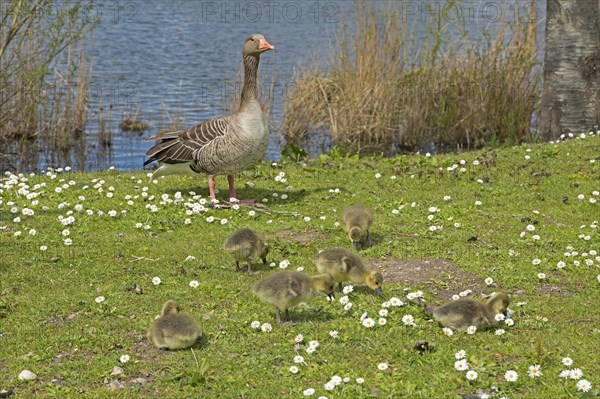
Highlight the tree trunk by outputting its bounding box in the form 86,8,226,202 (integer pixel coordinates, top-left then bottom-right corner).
539,0,600,139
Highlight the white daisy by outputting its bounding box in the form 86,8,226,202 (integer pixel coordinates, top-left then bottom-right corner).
576,379,592,392
454,359,469,371
504,370,518,382
377,363,388,371
528,364,542,378
465,370,478,381
442,327,454,336
362,317,375,328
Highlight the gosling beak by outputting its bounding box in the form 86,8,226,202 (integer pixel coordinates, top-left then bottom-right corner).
327,292,335,301
376,287,384,297
259,38,275,52
352,241,360,249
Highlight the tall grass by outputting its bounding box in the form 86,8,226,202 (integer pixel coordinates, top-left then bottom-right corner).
283,1,539,155
0,0,96,172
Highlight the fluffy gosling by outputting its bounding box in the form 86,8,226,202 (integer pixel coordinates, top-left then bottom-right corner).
313,247,383,295
223,228,269,272
342,205,374,248
147,300,201,350
252,271,335,324
426,292,510,331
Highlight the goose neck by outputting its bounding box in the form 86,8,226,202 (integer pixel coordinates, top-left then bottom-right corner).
239,54,260,110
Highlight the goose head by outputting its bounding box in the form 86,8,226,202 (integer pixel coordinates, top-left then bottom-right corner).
161,300,180,316
488,292,509,314
349,227,362,248
243,34,275,57
365,271,384,296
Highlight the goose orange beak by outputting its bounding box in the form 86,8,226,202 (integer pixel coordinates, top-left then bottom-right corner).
259,39,275,52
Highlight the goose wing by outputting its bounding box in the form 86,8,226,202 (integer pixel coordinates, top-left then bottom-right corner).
144,116,232,165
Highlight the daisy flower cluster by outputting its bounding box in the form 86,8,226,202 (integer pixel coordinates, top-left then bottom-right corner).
337,284,355,312
452,350,478,381
250,320,273,333
357,295,405,328
302,373,364,396
286,335,324,376
559,357,592,392
425,206,444,233
556,130,597,143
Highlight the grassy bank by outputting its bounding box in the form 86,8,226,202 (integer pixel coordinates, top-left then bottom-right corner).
1,135,599,398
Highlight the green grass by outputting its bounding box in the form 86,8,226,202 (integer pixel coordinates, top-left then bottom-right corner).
1,135,599,398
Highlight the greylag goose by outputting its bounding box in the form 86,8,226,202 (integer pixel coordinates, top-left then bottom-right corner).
144,34,274,204
313,247,383,295
223,228,269,272
252,271,335,324
425,293,509,331
147,300,201,350
342,205,374,248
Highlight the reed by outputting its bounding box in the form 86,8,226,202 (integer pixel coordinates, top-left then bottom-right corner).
0,0,97,172
283,0,539,155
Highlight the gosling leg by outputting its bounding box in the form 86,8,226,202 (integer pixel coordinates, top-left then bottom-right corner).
365,230,374,247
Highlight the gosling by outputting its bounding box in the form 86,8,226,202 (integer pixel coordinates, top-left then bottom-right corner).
342,205,373,248
313,247,383,295
223,228,269,272
252,271,335,324
147,300,201,350
426,292,510,331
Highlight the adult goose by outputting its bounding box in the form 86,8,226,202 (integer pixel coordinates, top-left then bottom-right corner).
144,34,274,204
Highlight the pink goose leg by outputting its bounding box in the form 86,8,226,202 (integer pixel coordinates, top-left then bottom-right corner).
227,175,237,201
227,174,255,204
208,176,217,204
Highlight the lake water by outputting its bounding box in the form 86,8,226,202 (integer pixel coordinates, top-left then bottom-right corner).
9,0,547,172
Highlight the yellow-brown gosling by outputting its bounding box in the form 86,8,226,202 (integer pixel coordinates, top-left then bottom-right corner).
313,247,383,295
147,300,202,350
425,292,510,331
342,205,374,248
223,228,269,272
252,271,335,324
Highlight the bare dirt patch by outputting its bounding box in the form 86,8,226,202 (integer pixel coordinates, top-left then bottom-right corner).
371,258,489,301
535,283,571,297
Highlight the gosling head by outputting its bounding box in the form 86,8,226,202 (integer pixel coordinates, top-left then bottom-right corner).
312,274,336,301
349,227,362,248
161,300,180,316
488,292,510,314
243,34,275,57
365,271,384,296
